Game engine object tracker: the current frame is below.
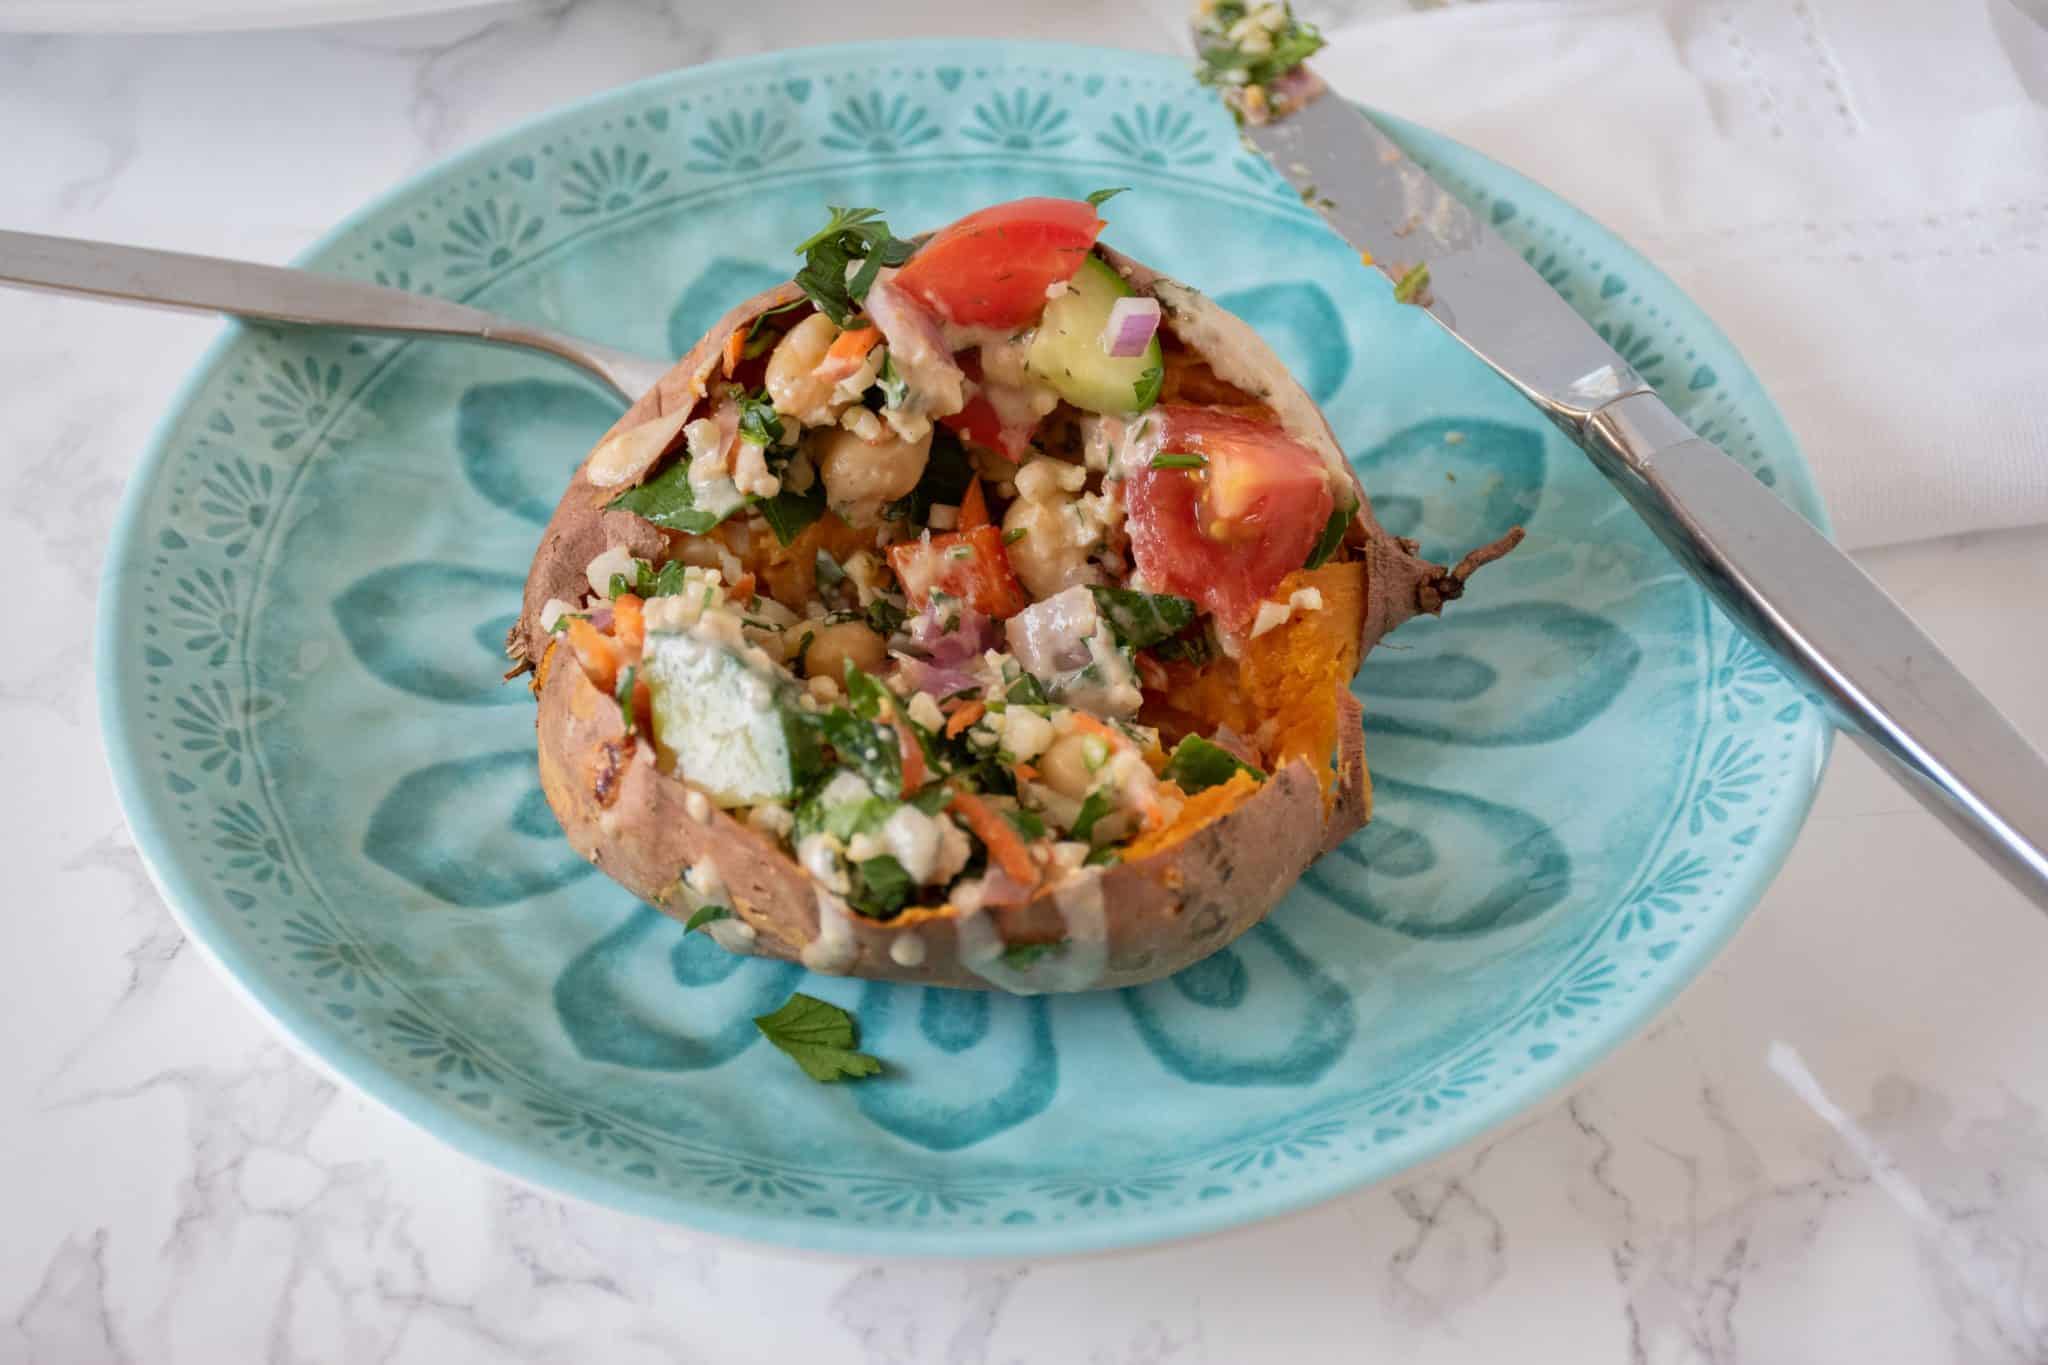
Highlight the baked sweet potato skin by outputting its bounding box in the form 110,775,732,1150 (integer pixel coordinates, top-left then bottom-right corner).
514,250,1498,991
536,647,1352,989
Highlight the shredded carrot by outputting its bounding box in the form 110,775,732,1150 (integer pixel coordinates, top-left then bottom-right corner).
944,700,986,738
892,716,928,797
825,325,880,367
958,477,990,530
950,791,1039,887
1013,763,1040,782
729,572,757,603
631,675,654,736
722,327,746,376
610,593,646,655
565,618,620,693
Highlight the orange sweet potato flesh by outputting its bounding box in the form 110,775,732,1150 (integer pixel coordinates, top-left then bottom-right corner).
1123,769,1263,863
1138,562,1366,802
1241,561,1367,797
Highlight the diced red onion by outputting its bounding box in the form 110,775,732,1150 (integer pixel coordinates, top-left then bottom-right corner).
587,604,614,632
1100,296,1161,358
909,601,998,668
1005,586,1098,679
895,655,981,701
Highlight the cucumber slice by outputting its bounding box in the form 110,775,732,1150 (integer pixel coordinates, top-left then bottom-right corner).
642,632,815,807
1026,254,1163,416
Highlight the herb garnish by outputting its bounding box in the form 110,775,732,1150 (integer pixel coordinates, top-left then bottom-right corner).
757,485,826,545
684,905,732,933
752,993,882,1082
1070,788,1113,843
1090,586,1198,650
606,458,732,535
1304,497,1354,570
793,206,918,327
1003,807,1047,841
865,595,908,636
883,424,974,525
614,664,638,736
1000,942,1060,970
742,299,806,359
875,349,908,409
732,386,784,446
1192,1,1327,91
1161,734,1266,794
1392,262,1431,306
850,854,914,918
1005,674,1049,706
1085,186,1129,209
1132,362,1164,411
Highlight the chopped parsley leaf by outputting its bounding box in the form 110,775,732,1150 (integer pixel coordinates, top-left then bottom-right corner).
1393,262,1431,306
732,385,784,447
1132,362,1164,412
606,458,731,535
1000,942,1060,970
684,905,732,933
1003,807,1047,841
752,993,882,1082
865,595,908,636
1069,788,1114,843
850,854,914,919
1161,734,1266,794
793,206,917,327
1304,498,1354,570
757,484,826,546
614,664,638,736
1090,586,1198,649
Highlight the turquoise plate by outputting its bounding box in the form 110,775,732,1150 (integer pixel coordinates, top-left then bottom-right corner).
98,40,1829,1256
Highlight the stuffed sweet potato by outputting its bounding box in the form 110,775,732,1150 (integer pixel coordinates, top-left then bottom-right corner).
512,196,1517,992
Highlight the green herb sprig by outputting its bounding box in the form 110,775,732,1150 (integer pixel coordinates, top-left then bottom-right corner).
793,206,918,326
753,993,882,1082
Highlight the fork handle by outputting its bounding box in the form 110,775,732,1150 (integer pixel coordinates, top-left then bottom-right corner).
1587,391,2048,911
0,229,650,400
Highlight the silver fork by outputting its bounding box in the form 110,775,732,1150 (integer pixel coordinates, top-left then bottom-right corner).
0,229,672,402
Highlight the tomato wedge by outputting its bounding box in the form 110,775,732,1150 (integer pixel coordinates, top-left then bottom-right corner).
1125,405,1335,634
887,525,1032,619
894,197,1105,329
938,351,1039,460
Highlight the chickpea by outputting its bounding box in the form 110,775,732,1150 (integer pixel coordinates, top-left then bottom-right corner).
1038,732,1109,802
815,424,932,526
801,620,887,682
1001,494,1098,600
765,313,840,423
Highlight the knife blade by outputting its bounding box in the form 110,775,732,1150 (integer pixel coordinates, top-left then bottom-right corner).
1232,66,2048,913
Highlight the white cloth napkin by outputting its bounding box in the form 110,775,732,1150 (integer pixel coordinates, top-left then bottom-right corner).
1311,0,2048,550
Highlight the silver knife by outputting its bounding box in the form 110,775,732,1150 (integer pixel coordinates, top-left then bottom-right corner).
1229,65,2048,912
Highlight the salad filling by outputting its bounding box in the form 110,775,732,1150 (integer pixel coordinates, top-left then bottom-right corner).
538,195,1400,927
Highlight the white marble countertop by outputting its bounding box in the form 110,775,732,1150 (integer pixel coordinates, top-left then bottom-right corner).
5,5,2047,1362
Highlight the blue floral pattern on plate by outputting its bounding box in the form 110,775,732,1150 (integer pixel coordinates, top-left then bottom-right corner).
97,40,1830,1257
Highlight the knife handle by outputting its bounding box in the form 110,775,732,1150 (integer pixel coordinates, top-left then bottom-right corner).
1582,392,2048,912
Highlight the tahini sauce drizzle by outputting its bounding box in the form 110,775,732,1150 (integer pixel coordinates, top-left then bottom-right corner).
953,871,1108,995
